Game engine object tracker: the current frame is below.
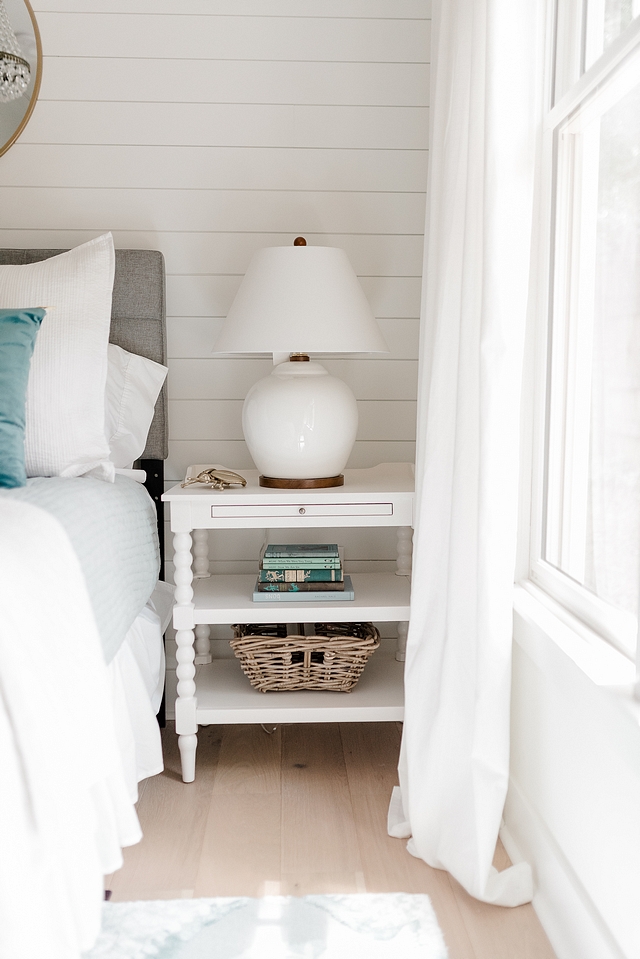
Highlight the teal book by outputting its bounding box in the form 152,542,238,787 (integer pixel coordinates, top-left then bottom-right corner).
258,568,343,583
261,557,342,569
252,575,354,603
264,543,339,558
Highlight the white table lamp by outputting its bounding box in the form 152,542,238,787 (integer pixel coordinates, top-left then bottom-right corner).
213,238,388,488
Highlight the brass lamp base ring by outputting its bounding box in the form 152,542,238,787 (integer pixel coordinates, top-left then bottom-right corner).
259,474,344,489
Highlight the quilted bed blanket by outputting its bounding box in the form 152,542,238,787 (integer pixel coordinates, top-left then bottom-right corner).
1,474,159,663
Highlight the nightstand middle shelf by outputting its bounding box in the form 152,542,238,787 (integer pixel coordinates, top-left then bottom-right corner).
174,571,411,627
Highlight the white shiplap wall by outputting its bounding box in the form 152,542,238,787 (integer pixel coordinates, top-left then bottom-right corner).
0,1,429,585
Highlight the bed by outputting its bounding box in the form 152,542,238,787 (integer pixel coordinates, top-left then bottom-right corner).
0,240,170,959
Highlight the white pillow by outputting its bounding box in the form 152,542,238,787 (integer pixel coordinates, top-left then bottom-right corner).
106,343,168,469
0,234,116,480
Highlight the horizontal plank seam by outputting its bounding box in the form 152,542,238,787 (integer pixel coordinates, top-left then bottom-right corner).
169,398,418,402
0,229,427,236
40,56,431,65
2,145,429,152
164,274,422,279
0,187,427,194
167,358,419,362
170,439,416,444
6,145,428,153
37,13,431,20
167,319,421,323
36,99,428,107
2,145,430,151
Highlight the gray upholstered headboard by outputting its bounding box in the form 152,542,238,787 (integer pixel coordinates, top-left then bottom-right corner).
0,247,168,460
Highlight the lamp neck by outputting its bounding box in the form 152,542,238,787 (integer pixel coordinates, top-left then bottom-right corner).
289,353,310,362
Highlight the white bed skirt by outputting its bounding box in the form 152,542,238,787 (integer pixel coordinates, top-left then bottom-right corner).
107,581,172,800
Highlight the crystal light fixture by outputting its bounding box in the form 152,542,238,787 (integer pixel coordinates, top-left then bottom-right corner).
0,0,31,102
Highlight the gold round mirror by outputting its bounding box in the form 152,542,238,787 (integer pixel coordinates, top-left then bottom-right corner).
0,0,42,158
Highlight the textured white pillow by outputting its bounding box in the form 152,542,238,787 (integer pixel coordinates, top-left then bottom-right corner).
106,343,168,469
0,234,116,480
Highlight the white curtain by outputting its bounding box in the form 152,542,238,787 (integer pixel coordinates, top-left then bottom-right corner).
388,0,541,906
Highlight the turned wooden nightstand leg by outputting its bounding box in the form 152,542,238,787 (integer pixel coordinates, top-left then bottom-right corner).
192,529,212,662
194,624,212,665
173,530,198,783
395,527,412,661
178,733,197,784
192,528,210,578
396,526,413,576
396,621,408,662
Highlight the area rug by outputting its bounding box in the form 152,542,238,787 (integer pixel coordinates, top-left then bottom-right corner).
83,893,448,958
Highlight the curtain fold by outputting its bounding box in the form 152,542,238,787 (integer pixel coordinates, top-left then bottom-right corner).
389,0,542,906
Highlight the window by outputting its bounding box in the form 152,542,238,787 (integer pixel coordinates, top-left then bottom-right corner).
530,6,640,657
585,0,640,68
554,0,640,101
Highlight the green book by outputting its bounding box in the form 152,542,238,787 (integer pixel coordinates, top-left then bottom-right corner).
258,568,343,583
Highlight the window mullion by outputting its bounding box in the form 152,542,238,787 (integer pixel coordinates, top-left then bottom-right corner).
545,129,574,567
585,0,607,68
561,122,600,579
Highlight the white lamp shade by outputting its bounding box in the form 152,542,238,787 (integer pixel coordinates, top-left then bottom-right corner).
213,245,388,355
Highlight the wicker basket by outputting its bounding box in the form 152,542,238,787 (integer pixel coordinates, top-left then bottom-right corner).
230,622,380,693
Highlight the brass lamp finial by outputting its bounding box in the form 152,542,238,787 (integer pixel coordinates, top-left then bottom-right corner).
293,236,307,246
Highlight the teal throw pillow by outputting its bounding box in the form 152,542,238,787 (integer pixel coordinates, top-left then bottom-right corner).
0,308,46,488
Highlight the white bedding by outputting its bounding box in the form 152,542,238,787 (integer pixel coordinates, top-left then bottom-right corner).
0,498,143,959
0,240,170,957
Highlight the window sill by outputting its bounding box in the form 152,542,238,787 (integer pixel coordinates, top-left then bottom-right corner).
513,582,640,722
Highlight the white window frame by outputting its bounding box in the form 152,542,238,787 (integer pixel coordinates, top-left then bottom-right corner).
584,0,640,70
525,12,640,661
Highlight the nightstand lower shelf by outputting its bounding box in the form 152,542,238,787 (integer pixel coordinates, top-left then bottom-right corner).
193,641,404,725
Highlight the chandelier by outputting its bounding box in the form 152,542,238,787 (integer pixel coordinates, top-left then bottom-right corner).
0,0,31,103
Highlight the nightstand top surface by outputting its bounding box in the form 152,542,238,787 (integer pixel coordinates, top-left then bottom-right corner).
162,462,415,503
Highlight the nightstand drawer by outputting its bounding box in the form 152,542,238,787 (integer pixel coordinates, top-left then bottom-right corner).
210,502,394,518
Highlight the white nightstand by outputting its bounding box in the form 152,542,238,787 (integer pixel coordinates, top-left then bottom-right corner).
162,462,414,782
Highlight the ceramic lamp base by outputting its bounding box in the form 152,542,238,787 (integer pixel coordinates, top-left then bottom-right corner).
259,474,344,489
242,360,359,482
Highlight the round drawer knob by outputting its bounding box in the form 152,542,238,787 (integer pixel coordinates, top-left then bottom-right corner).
299,507,306,514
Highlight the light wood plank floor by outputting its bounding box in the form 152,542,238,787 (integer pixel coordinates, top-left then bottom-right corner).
106,722,556,959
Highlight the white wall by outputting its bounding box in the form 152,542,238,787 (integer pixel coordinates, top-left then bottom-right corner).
0,0,429,575
503,600,640,959
0,2,430,675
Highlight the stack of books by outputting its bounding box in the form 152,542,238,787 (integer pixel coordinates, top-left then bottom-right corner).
252,543,354,603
